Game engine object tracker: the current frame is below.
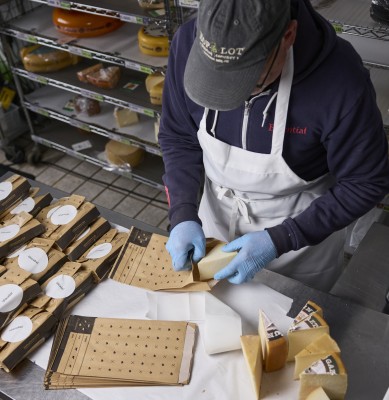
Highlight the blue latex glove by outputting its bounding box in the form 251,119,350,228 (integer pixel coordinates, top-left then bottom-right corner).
214,230,277,284
166,221,206,271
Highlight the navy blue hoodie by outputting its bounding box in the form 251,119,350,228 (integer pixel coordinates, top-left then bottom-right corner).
158,0,389,256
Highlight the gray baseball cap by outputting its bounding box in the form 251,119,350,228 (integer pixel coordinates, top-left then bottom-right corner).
184,0,291,111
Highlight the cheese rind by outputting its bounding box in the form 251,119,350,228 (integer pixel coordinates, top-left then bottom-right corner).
294,333,340,379
240,335,263,400
259,310,288,372
287,313,329,361
299,353,347,400
138,25,169,57
306,386,331,400
197,243,236,280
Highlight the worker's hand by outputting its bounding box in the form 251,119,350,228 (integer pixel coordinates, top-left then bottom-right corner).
214,231,277,284
166,221,206,271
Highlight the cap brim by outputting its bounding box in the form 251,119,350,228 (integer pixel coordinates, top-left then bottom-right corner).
184,38,266,111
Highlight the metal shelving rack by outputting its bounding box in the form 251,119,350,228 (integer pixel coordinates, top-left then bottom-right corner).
0,0,190,189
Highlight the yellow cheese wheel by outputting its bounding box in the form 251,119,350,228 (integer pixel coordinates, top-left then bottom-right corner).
138,25,169,57
53,8,124,38
105,140,145,167
20,45,79,73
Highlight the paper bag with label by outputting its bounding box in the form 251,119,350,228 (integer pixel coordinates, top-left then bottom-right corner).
109,227,217,291
44,315,197,389
36,195,100,251
77,229,127,282
0,211,45,258
0,187,53,221
0,305,57,372
0,268,42,330
0,174,31,214
31,262,95,319
2,237,68,284
65,217,111,261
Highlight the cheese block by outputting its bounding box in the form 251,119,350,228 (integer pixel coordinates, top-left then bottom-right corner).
138,24,169,57
294,333,340,379
287,313,329,362
259,310,288,372
299,353,347,400
86,66,121,89
105,140,145,167
77,63,103,83
149,80,164,105
145,72,165,92
197,242,237,280
292,300,323,326
154,117,160,142
53,8,123,38
306,387,331,400
240,335,263,400
20,45,79,73
114,107,139,128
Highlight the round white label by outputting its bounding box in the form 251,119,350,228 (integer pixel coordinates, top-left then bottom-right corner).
10,197,35,215
50,205,78,225
0,284,23,312
76,227,90,241
18,247,49,274
45,275,76,299
0,181,12,201
86,243,112,259
0,224,20,243
1,316,33,343
47,206,60,219
6,245,27,259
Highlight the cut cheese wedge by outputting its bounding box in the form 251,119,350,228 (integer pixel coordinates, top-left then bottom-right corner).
292,300,323,326
259,310,288,372
294,333,340,379
105,140,145,167
197,243,237,281
299,353,347,400
145,72,165,92
114,107,139,128
149,80,164,105
240,335,263,400
306,386,331,400
287,313,329,361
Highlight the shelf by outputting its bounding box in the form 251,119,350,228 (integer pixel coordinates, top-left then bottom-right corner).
32,119,165,189
24,85,161,155
2,5,168,73
28,0,169,25
12,60,162,117
317,0,389,40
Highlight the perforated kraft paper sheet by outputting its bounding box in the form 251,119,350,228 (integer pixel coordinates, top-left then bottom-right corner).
44,315,197,388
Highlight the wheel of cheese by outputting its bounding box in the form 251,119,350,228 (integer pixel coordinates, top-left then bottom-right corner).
105,140,145,167
138,24,169,57
53,9,124,38
20,45,79,72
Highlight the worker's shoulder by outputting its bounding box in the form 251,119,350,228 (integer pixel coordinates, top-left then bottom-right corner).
172,17,196,47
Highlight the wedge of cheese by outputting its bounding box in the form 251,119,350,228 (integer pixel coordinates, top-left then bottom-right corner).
114,107,139,128
240,335,263,400
287,313,329,361
259,310,288,372
292,300,323,326
197,243,237,281
294,333,340,379
299,353,347,400
306,386,331,400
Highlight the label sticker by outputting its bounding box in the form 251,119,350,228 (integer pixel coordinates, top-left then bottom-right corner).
0,181,12,200
72,140,92,151
10,197,36,214
45,275,76,299
7,245,27,259
122,81,142,91
86,243,112,259
76,227,90,241
0,224,20,242
50,205,78,225
18,247,49,274
1,316,33,343
0,284,24,313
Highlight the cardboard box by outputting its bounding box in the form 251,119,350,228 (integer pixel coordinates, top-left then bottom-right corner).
0,174,30,214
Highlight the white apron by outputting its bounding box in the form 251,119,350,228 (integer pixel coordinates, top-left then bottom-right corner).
197,49,345,291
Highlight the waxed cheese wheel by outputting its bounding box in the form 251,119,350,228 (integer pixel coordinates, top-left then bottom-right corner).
105,140,145,167
138,24,169,57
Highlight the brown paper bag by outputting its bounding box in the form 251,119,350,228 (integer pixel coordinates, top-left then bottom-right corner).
0,175,31,214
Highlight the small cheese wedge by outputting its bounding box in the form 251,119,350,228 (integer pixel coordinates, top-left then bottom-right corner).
114,107,139,128
294,333,340,379
197,243,237,280
292,300,323,326
259,310,288,372
306,386,331,400
299,353,347,400
145,72,165,92
240,335,263,400
287,313,329,361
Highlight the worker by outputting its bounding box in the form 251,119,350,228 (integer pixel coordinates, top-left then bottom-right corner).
158,0,389,291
